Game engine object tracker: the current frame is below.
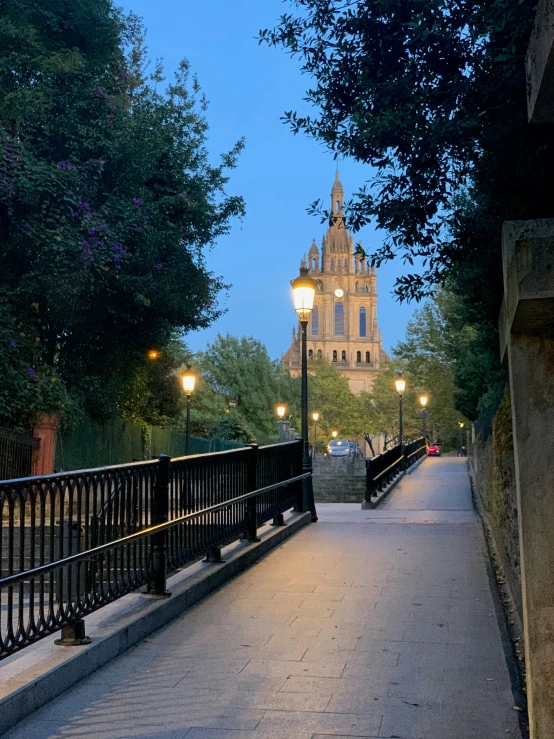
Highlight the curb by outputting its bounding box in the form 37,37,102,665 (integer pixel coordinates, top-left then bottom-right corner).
406,453,427,475
361,455,427,510
361,470,405,509
0,511,311,735
467,461,529,738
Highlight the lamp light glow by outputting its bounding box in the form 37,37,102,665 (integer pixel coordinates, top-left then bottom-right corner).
395,376,406,395
312,412,320,422
291,267,317,320
419,395,428,407
332,430,338,438
148,350,160,360
181,367,196,396
276,405,286,419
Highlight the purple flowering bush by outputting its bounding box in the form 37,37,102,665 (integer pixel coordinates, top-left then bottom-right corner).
0,0,245,427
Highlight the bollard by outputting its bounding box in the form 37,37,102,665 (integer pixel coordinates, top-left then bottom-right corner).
55,619,91,647
204,546,224,563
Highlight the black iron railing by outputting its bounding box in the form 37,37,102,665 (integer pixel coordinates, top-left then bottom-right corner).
0,441,305,659
0,427,39,480
364,437,427,503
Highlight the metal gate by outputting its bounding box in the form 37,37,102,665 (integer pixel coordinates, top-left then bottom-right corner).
0,426,39,480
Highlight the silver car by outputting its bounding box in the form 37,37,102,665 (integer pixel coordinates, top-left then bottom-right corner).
327,439,351,457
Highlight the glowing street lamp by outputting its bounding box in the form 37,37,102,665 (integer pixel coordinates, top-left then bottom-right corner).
148,349,160,360
276,405,286,419
332,430,338,439
395,374,406,448
419,395,429,441
291,267,318,521
181,366,197,455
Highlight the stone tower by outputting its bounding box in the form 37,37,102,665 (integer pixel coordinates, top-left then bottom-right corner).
283,173,389,394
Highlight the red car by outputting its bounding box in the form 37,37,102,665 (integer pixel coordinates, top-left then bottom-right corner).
427,444,441,457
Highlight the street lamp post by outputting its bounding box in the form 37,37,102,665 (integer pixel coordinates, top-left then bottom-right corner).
419,395,428,442
181,366,197,455
291,266,318,522
395,374,406,451
312,412,319,457
276,404,287,442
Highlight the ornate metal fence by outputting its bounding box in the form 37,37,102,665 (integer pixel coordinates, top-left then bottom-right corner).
0,427,39,481
364,437,427,504
0,441,305,659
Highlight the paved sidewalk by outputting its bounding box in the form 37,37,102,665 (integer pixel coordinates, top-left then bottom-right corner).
4,458,521,739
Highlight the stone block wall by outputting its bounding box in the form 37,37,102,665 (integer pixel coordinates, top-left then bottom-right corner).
470,387,521,602
312,455,367,502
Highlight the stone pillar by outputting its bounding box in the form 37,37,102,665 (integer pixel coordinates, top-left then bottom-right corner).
499,219,554,738
32,413,59,476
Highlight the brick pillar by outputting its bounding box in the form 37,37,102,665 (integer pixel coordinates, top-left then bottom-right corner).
32,413,59,476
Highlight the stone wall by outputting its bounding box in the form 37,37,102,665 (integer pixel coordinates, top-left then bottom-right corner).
312,455,367,503
470,387,521,592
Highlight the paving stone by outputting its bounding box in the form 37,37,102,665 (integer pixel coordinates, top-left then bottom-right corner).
3,459,520,739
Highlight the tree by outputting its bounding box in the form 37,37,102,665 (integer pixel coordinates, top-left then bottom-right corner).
393,292,470,431
186,374,229,438
308,358,365,446
118,338,190,428
360,365,422,451
260,0,554,433
209,416,256,445
0,1,244,427
259,0,549,300
197,334,282,443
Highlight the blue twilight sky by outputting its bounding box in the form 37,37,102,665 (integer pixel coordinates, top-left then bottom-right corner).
118,0,417,359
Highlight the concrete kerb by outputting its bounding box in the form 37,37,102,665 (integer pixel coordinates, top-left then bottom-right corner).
407,452,427,475
361,454,427,510
0,510,311,736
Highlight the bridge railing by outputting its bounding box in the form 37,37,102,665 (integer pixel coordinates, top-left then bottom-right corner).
0,440,305,660
365,437,427,504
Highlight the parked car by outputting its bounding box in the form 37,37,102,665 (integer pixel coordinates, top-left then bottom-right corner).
327,438,351,457
427,444,441,457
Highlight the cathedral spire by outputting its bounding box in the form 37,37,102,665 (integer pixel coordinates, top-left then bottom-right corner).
331,170,344,215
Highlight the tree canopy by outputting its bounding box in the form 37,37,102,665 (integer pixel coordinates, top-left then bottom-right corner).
260,0,551,430
0,0,244,428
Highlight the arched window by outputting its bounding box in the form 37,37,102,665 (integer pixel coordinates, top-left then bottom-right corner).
341,350,347,363
344,259,348,270
334,302,344,335
332,350,337,362
336,200,340,210
356,351,361,363
311,305,319,336
317,349,322,358
366,351,370,363
359,307,367,337
330,258,335,271
312,258,317,270
365,285,369,292
308,349,313,359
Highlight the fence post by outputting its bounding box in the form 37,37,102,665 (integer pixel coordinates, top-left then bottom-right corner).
294,440,305,513
243,444,260,542
148,454,171,597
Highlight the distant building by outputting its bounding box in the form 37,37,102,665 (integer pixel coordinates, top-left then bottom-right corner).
283,172,389,395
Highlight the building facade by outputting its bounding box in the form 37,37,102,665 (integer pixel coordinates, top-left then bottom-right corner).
283,173,389,394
